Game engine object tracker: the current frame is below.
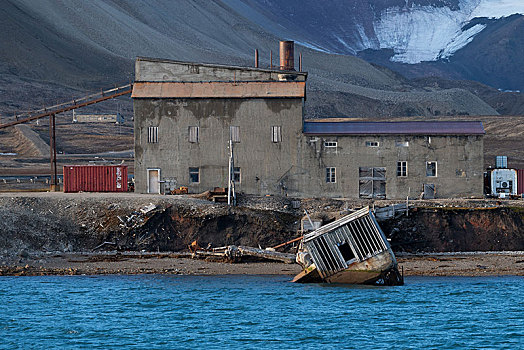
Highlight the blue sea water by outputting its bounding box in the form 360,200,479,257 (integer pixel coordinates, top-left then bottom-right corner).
0,275,522,349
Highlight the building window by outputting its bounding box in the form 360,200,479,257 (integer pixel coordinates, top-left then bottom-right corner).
271,126,282,143
359,167,386,199
148,126,158,143
188,126,199,143
365,141,379,147
230,126,240,143
189,167,200,183
397,161,408,177
233,167,241,183
324,141,337,148
396,141,409,147
326,167,336,183
426,161,437,177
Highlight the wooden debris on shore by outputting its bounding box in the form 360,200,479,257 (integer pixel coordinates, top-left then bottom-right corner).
373,203,409,221
194,245,296,264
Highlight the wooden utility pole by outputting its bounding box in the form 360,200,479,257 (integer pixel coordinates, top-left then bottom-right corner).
49,113,59,191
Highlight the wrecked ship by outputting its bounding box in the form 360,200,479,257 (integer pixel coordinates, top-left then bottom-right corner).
293,207,403,285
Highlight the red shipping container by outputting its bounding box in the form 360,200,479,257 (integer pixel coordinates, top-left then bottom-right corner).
63,165,128,193
518,169,524,195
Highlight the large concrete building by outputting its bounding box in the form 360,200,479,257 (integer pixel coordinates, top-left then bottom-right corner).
132,47,485,199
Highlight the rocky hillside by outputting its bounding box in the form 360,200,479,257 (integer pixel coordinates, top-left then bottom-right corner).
0,0,521,121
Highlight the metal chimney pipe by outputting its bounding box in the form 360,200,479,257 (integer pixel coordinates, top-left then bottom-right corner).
299,53,302,72
255,49,259,68
279,40,294,71
270,50,273,69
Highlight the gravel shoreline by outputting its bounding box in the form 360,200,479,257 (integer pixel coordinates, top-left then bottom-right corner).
1,252,523,277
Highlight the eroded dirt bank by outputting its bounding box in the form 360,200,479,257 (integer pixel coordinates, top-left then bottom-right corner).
382,206,524,252
0,193,523,274
0,193,300,262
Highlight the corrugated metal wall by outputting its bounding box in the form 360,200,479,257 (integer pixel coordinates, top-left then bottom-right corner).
518,169,524,195
63,165,128,193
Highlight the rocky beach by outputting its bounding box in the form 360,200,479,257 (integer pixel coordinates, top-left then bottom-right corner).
1,192,522,278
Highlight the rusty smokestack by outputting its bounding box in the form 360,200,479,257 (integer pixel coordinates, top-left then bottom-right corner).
255,49,259,68
279,40,294,71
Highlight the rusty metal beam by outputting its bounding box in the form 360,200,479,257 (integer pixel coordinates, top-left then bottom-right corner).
271,235,304,250
131,81,305,99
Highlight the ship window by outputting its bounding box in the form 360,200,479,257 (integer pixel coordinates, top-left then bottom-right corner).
337,242,355,262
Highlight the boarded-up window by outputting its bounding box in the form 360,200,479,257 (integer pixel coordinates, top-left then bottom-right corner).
326,167,336,183
397,161,408,177
426,161,437,177
233,167,241,183
230,126,240,143
359,167,386,199
189,167,200,183
148,126,158,143
188,126,199,143
271,126,281,143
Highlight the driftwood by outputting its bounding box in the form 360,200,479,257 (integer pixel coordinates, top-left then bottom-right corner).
194,245,296,264
236,246,296,264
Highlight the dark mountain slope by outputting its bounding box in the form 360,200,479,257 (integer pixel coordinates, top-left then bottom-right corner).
0,0,503,119
0,1,130,86
448,14,524,91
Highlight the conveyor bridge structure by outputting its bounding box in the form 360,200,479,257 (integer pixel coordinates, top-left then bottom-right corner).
0,84,133,190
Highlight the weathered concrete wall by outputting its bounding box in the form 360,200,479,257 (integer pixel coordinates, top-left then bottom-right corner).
135,96,484,198
136,58,307,82
298,135,484,198
133,58,484,199
134,98,306,195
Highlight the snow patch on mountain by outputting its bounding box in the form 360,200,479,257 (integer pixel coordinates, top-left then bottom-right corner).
438,23,486,60
375,5,472,63
472,0,524,18
372,0,524,64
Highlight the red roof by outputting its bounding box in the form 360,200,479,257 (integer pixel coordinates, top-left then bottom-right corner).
303,121,485,135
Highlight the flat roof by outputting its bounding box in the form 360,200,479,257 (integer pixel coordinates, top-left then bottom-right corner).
303,120,485,135
136,56,308,76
